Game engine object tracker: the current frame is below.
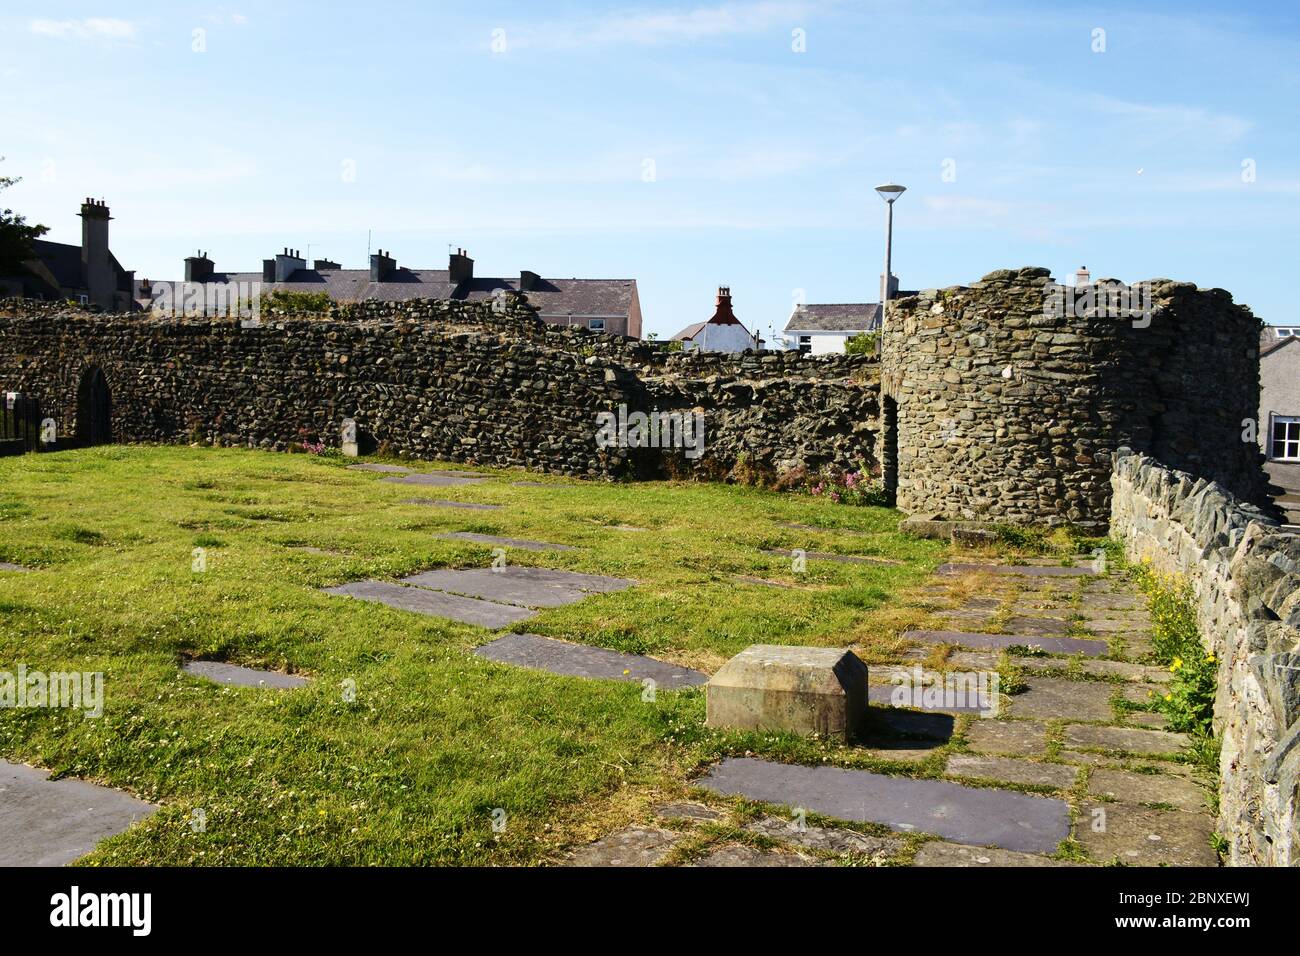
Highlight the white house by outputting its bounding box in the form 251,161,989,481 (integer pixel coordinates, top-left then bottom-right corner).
782,302,880,354
671,286,758,352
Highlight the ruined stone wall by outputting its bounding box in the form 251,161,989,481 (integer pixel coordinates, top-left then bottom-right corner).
0,298,878,480
881,267,1266,528
1111,451,1299,866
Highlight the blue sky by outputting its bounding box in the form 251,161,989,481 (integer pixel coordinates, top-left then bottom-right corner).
3,0,1298,339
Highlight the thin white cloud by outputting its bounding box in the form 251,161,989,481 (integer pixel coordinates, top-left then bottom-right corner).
30,18,137,41
504,1,813,51
1082,94,1252,144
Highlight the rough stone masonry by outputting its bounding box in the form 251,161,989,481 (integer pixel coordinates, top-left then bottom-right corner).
0,295,878,481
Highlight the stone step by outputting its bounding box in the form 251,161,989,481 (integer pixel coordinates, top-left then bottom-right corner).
475,633,706,689
903,628,1108,657
696,757,1070,854
0,760,156,866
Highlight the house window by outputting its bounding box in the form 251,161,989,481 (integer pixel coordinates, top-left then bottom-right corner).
78,295,89,306
589,319,605,332
1271,416,1300,461
1276,327,1300,337
798,335,812,354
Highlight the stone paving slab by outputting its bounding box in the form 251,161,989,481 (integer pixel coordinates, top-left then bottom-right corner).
182,661,309,689
904,629,1108,657
944,755,1078,789
937,563,1096,578
763,548,899,566
964,720,1048,756
913,841,1084,867
693,844,824,867
1063,724,1189,756
0,561,31,572
438,532,575,551
774,522,867,535
403,569,582,609
1007,676,1115,721
382,473,489,487
0,760,157,866
697,757,1070,853
323,580,536,628
474,633,707,689
1075,802,1219,866
566,825,681,866
346,463,411,473
655,802,724,823
868,707,955,741
743,815,904,858
401,498,502,511
1087,768,1208,812
1001,616,1072,637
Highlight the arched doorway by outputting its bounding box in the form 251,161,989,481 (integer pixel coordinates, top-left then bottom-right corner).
76,366,112,446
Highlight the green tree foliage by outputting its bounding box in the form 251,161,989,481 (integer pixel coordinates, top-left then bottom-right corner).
0,159,49,275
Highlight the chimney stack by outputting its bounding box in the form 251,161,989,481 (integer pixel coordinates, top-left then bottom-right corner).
449,247,474,284
711,286,740,324
369,249,397,282
313,258,341,271
184,250,214,283
273,247,306,282
79,198,114,309
1075,266,1091,286
519,269,540,292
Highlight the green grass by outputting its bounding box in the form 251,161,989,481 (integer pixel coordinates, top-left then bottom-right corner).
0,444,942,865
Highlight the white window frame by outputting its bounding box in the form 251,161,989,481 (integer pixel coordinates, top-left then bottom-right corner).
588,318,605,332
1270,414,1300,461
797,334,812,354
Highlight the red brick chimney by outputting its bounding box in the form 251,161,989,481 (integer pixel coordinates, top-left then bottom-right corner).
710,286,741,325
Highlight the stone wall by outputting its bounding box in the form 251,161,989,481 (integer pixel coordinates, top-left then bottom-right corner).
882,267,1267,528
1111,450,1299,866
0,298,878,480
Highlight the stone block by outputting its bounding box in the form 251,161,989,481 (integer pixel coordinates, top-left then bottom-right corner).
705,645,868,740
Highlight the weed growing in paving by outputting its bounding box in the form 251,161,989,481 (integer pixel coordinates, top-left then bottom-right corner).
1132,563,1216,737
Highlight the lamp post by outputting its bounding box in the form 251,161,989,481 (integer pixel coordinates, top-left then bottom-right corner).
875,182,906,348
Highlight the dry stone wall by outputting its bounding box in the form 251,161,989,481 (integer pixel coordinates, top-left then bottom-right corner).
0,298,878,480
1111,451,1299,866
882,267,1267,528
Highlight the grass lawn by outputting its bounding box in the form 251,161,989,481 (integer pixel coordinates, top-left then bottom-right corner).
0,444,946,865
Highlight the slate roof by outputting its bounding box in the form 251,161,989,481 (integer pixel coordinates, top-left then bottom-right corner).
671,321,707,341
176,269,636,318
1261,327,1300,358
19,239,133,297
784,303,881,333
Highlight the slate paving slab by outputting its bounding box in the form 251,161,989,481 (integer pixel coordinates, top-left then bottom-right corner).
405,567,631,609
868,707,956,741
1075,802,1219,866
913,841,1083,867
655,802,724,823
346,463,411,473
0,562,31,572
438,532,575,552
1001,616,1072,637
323,580,536,629
382,473,488,487
474,633,707,689
904,629,1108,657
964,719,1048,756
944,755,1078,789
1063,724,1189,756
763,548,900,566
697,757,1070,853
0,760,156,866
693,844,823,867
401,498,502,511
1007,676,1115,721
566,825,681,866
182,660,309,689
937,563,1096,578
1087,769,1208,812
743,816,904,858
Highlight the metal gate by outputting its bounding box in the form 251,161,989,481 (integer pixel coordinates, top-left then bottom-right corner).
0,392,44,456
76,367,112,446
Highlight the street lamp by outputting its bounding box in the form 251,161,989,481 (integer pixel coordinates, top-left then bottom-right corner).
875,182,906,345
